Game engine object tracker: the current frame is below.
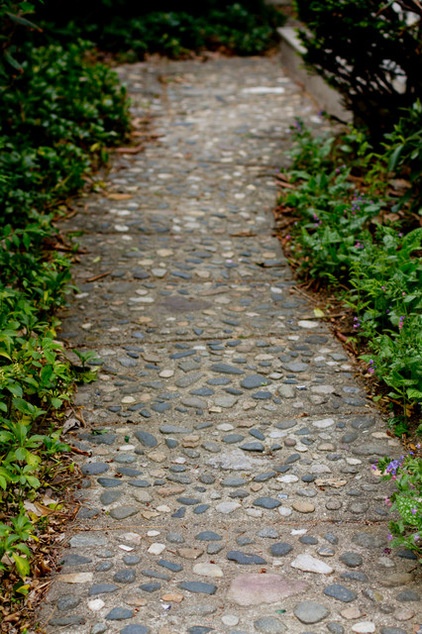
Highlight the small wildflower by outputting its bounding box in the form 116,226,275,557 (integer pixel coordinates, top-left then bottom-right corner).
411,508,417,515
353,317,360,330
368,359,375,374
384,497,392,508
399,316,405,330
383,547,392,555
381,286,386,291
387,533,393,541
354,241,364,249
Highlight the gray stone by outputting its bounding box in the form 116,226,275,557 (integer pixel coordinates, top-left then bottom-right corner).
82,462,110,475
158,559,183,572
70,534,106,548
253,497,281,510
380,629,407,634
241,374,269,389
159,425,191,434
227,551,267,565
323,584,357,602
327,624,344,634
258,527,279,539
57,595,81,611
139,582,161,592
352,532,386,548
293,601,330,624
100,490,122,505
134,430,158,448
178,581,217,594
210,363,244,375
188,628,214,634
120,626,150,634
254,616,286,633
396,590,420,602
105,608,134,620
110,506,139,520
114,569,136,583
89,584,119,595
124,555,141,565
49,616,86,626
196,531,222,541
241,442,264,452
97,477,123,488
340,552,363,567
270,542,293,557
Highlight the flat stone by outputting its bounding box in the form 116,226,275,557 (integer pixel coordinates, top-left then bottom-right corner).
228,573,308,606
291,554,333,575
240,441,264,452
193,563,223,577
178,581,217,595
196,531,222,542
340,552,363,567
227,551,267,565
351,623,376,633
134,430,158,448
352,532,386,548
292,501,315,513
270,542,293,557
294,600,330,624
159,425,191,434
253,497,281,509
216,502,241,514
57,595,81,611
89,584,119,596
210,363,244,375
380,629,408,634
120,626,150,634
396,590,420,601
105,607,134,620
241,374,269,389
254,616,287,633
49,616,86,626
327,624,345,634
324,584,357,602
110,506,139,520
70,534,106,548
58,572,93,584
82,462,109,475
114,569,136,583
178,548,204,560
379,573,414,587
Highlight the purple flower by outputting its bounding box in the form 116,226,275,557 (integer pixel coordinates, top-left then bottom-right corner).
387,533,393,541
411,508,417,515
385,456,404,476
353,317,360,330
399,316,405,330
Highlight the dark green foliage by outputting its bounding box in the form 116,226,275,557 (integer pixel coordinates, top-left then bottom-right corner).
0,3,130,584
295,0,422,141
36,1,284,57
279,112,422,413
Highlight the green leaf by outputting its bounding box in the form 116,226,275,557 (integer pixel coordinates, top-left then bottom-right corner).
6,12,41,31
12,553,30,579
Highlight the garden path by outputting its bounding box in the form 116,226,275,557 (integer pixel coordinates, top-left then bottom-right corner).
39,55,421,634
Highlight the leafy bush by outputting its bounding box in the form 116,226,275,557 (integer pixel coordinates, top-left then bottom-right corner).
277,112,422,416
295,0,422,141
0,4,130,587
377,453,422,560
36,1,284,57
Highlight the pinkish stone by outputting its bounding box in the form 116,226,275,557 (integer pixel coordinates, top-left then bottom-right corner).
227,573,308,606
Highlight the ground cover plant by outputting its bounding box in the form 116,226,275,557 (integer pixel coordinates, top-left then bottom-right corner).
0,1,131,617
34,0,285,58
275,107,422,559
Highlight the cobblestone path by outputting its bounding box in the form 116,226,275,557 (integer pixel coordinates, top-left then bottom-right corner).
39,56,421,634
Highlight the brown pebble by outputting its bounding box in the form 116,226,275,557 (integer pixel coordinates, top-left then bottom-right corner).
178,547,204,560
292,501,315,513
161,593,184,603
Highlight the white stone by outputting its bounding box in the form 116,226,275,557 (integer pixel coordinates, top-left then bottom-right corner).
88,599,105,611
221,615,240,626
311,385,335,394
216,502,241,514
193,563,224,577
156,505,171,513
147,530,160,537
298,320,319,328
121,396,136,404
352,623,375,633
58,573,93,583
278,506,292,517
277,475,299,484
118,545,134,552
246,508,262,518
159,369,174,378
290,554,333,575
312,418,335,429
120,532,142,544
148,543,166,555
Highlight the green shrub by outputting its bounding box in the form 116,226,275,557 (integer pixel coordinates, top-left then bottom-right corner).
295,0,422,141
